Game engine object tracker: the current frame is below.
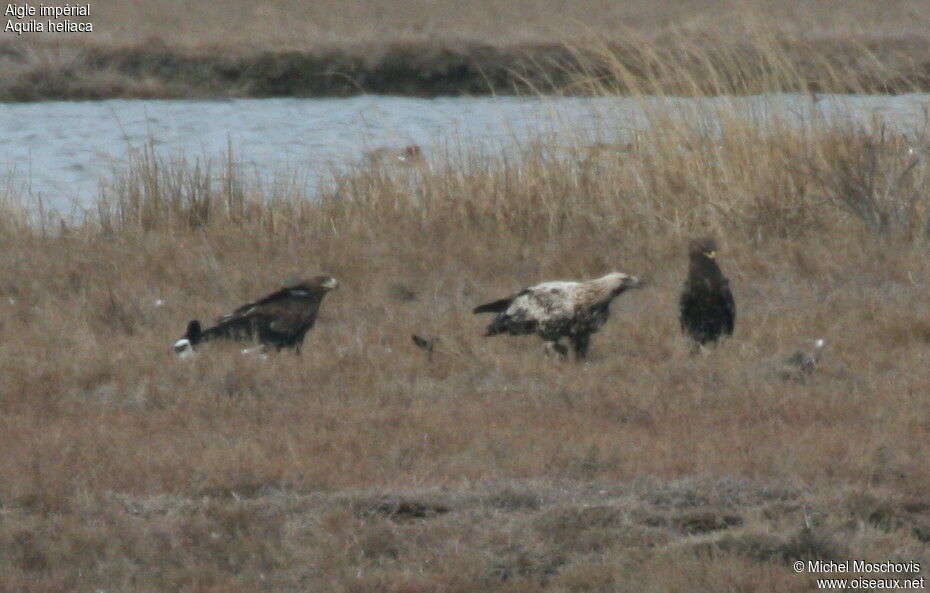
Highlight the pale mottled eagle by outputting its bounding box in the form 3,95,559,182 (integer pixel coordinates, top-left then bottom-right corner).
174,276,339,356
679,238,735,347
473,272,643,360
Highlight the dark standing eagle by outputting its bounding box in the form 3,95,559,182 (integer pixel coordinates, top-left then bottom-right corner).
473,272,643,360
174,276,339,356
679,238,735,347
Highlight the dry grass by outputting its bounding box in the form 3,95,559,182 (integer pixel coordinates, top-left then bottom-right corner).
4,1,930,99
3,33,930,590
61,0,930,49
2,100,930,590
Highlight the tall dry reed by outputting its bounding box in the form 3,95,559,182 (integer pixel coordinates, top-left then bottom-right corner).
2,33,930,593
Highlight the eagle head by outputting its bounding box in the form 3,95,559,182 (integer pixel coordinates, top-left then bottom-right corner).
689,237,719,260
602,272,643,294
321,276,340,291
299,275,339,292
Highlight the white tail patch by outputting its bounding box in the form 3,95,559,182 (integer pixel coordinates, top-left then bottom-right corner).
173,338,195,358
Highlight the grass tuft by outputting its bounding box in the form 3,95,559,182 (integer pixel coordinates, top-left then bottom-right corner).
3,20,930,590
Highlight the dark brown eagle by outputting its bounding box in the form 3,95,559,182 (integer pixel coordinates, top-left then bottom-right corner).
679,238,735,347
473,272,643,360
174,276,339,356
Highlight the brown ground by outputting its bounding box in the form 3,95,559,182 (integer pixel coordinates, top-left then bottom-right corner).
4,0,930,99
1,102,929,590
54,0,930,49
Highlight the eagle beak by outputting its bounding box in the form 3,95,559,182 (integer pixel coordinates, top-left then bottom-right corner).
704,250,716,259
325,278,340,290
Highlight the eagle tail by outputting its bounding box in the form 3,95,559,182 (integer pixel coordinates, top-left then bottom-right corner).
185,320,202,344
484,315,538,337
174,319,203,354
484,319,507,336
473,297,512,315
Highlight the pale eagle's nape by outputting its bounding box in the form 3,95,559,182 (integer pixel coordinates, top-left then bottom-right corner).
679,237,735,350
473,272,643,361
173,276,339,356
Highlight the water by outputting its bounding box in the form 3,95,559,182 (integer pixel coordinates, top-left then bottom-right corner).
3,93,930,211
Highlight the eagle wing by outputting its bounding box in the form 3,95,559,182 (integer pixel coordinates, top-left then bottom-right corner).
477,281,584,337
220,285,312,320
211,285,324,340
720,279,736,335
678,277,736,338
510,282,579,321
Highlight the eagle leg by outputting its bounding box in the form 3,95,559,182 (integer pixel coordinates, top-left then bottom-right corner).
570,333,591,361
688,339,713,356
544,340,569,358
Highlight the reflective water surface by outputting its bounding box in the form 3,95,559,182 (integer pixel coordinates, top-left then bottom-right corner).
2,93,930,211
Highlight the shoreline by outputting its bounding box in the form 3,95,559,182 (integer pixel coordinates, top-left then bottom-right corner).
2,76,929,590
3,37,930,101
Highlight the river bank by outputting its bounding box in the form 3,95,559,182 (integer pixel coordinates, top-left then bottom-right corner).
4,36,930,101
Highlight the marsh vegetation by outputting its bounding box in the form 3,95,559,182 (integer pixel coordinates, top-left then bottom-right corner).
5,0,930,99
3,9,930,591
